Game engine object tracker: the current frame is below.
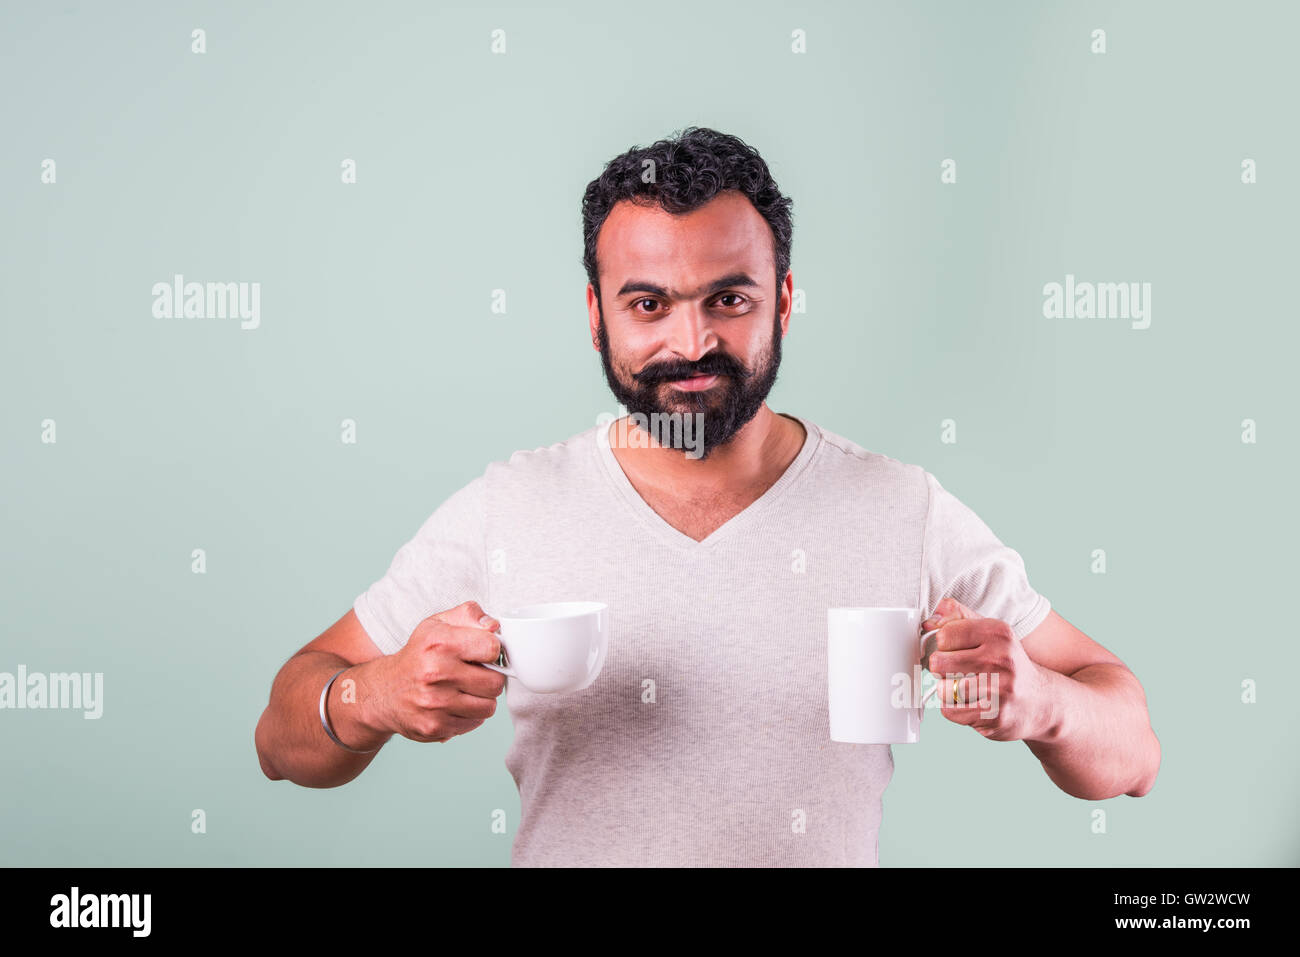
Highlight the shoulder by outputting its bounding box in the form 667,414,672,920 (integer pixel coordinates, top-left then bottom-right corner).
408,426,601,535
482,423,602,487
805,418,929,490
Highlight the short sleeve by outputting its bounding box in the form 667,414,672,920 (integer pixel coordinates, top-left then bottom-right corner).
919,471,1051,640
352,476,487,655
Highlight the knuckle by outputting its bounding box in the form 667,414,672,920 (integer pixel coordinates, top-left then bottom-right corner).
430,685,454,708
421,656,449,682
432,604,462,625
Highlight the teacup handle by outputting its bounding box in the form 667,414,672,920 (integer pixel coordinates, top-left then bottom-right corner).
481,644,516,679
582,624,608,688
918,628,941,705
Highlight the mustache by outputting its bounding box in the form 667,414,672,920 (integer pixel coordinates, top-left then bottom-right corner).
632,352,746,386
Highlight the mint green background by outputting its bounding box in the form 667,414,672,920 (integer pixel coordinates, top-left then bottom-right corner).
2,0,1295,866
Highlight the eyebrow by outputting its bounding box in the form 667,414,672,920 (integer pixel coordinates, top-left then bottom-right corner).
614,272,762,300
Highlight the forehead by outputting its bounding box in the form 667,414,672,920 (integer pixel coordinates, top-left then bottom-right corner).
595,190,773,288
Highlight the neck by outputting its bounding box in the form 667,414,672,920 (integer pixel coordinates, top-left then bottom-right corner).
607,405,806,491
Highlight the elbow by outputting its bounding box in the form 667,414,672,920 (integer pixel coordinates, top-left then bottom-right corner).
1126,775,1154,798
259,753,284,782
254,714,284,782
1125,729,1161,797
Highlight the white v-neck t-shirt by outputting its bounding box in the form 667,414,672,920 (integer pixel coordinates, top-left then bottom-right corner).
353,414,1051,866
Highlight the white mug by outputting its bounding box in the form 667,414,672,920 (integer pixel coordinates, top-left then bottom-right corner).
828,606,941,744
481,601,609,694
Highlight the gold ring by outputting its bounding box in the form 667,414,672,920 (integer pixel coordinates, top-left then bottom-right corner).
952,677,961,705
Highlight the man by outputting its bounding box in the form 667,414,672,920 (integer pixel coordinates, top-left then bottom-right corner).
254,127,1160,866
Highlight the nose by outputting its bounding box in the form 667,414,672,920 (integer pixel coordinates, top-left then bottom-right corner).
664,300,717,362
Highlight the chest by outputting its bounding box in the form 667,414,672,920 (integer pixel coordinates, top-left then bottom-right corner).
630,486,763,543
485,518,927,727
480,453,933,730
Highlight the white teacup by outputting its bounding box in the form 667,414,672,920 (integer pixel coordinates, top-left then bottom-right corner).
828,606,941,744
481,601,609,694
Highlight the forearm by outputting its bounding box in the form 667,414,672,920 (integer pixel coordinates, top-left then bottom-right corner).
1024,663,1160,800
255,652,392,789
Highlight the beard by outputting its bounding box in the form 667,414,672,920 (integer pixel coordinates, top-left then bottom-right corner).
596,306,783,461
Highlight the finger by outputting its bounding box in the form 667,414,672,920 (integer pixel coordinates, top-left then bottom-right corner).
940,672,998,717
922,609,954,634
442,689,500,720
927,646,992,677
432,600,496,630
406,714,485,743
938,675,983,723
923,597,978,630
433,622,503,665
929,617,985,653
440,714,487,737
450,658,509,699
923,597,960,626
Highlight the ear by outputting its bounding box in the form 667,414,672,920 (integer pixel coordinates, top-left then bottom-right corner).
586,283,602,352
778,270,793,336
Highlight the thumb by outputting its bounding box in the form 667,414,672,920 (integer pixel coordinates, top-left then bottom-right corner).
434,600,498,631
924,597,979,628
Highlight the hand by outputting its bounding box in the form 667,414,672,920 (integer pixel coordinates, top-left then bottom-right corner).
363,601,507,743
923,597,1052,742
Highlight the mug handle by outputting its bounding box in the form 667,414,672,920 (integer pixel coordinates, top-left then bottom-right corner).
918,627,941,705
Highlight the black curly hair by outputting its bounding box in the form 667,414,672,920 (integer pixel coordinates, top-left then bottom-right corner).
581,127,794,308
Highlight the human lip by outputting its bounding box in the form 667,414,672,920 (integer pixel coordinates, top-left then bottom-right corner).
668,373,719,391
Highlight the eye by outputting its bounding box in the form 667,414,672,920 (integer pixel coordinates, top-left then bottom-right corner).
633,298,661,314
716,293,748,308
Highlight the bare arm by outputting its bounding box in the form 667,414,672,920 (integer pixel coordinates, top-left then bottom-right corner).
1024,661,1161,800
1019,611,1161,800
924,601,1160,801
255,602,506,789
254,609,393,789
